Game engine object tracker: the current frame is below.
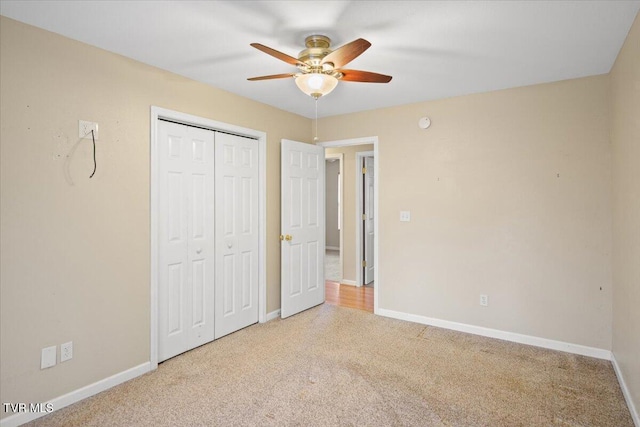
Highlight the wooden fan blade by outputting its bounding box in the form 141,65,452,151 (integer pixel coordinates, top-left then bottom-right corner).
250,43,305,67
247,73,296,81
321,38,371,69
339,69,392,83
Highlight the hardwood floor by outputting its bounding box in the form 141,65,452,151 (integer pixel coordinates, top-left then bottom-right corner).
325,280,373,312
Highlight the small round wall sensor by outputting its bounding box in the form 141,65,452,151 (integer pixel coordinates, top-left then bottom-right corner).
418,117,431,129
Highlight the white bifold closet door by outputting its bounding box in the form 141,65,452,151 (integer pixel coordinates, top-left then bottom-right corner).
214,132,259,339
158,121,258,362
158,121,216,362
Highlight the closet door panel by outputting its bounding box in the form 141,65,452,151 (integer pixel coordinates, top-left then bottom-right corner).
215,133,259,338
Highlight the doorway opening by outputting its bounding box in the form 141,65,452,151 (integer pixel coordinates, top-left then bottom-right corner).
318,137,379,314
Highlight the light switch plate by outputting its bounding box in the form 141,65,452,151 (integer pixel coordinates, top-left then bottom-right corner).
400,211,411,222
41,345,56,369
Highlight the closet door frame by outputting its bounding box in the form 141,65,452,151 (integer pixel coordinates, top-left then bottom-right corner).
150,106,266,369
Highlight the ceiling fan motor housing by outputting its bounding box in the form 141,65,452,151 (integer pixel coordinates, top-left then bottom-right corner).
299,35,333,69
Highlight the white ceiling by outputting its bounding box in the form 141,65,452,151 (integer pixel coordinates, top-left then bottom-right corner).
1,1,638,118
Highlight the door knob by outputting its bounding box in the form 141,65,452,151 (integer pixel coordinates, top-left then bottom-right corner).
196,247,202,254
285,234,293,241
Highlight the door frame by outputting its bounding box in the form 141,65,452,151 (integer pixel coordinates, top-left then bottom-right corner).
316,136,379,314
325,153,343,282
150,106,267,369
356,150,375,287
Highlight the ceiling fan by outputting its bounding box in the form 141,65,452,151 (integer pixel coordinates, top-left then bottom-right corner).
247,35,392,99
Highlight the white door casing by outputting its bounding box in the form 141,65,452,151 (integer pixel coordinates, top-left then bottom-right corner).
281,139,325,319
214,132,259,338
364,155,375,284
158,120,215,362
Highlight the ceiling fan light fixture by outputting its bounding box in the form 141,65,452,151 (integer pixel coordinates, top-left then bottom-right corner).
295,73,338,99
249,36,391,99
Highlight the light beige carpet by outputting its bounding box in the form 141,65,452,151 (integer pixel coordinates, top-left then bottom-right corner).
27,305,632,426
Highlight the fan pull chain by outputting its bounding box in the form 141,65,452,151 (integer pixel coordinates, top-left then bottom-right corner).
314,98,318,142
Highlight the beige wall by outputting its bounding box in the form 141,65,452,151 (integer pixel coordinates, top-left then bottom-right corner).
320,76,613,350
0,17,309,414
325,160,340,248
610,12,640,414
325,144,374,282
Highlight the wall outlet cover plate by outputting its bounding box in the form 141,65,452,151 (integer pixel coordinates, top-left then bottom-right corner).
61,341,73,362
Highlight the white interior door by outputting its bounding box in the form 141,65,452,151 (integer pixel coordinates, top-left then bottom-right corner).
364,156,375,284
158,120,215,362
215,132,259,338
281,139,325,318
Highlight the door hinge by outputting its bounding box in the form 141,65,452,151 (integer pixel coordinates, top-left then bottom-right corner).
362,213,366,220
362,167,367,174
362,260,367,268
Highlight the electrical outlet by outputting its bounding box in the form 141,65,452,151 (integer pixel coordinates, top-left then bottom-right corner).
480,294,489,307
79,120,99,140
41,346,57,369
400,211,411,222
61,341,73,362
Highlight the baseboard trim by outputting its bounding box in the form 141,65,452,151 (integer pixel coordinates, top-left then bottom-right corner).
0,362,151,427
266,309,281,322
611,353,639,426
377,308,612,360
326,246,339,251
340,280,357,286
